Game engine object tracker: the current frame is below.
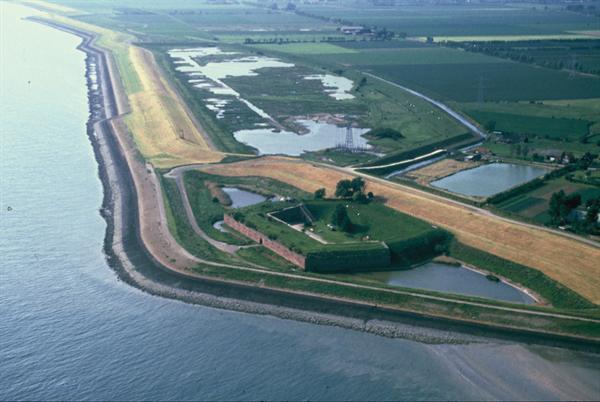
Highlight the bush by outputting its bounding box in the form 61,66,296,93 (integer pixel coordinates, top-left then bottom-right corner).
366,127,405,140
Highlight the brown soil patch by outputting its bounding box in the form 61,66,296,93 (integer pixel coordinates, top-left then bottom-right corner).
406,159,481,185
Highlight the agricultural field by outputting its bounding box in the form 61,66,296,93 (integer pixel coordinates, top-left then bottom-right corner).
458,99,600,161
463,110,591,141
495,177,600,224
450,39,600,76
257,39,600,102
295,2,599,37
66,2,337,42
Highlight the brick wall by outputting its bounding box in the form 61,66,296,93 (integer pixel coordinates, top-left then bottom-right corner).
224,215,306,269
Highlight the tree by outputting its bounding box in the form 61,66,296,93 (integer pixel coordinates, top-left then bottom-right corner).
586,199,599,226
484,120,496,132
549,190,582,225
350,177,366,195
335,179,353,198
331,204,352,232
314,188,326,199
335,177,369,200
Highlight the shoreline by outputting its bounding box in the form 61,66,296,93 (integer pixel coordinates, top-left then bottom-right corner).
29,17,600,351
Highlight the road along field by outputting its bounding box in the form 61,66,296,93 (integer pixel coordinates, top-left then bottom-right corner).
201,156,600,304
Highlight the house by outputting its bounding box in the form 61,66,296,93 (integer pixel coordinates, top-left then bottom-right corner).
340,26,365,35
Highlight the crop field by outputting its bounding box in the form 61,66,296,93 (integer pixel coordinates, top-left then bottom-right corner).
496,177,600,223
366,62,600,102
200,157,600,303
452,39,600,75
70,3,335,42
458,100,600,160
296,3,599,37
463,110,591,140
259,40,600,103
315,46,502,66
252,42,358,55
425,34,600,42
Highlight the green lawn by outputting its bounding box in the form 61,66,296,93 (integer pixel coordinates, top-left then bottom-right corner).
253,42,358,55
495,176,600,224
464,109,591,141
236,199,442,255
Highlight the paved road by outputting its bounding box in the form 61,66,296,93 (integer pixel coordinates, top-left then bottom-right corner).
164,167,242,254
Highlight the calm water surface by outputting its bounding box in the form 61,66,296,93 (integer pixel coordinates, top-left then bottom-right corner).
222,187,268,208
359,263,535,304
431,163,549,197
1,4,599,400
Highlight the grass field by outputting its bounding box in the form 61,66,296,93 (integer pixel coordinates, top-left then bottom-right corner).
366,62,600,102
182,170,309,245
253,42,358,55
235,198,446,269
256,40,600,103
201,157,600,303
496,177,600,223
125,46,222,167
297,3,599,37
457,99,600,160
463,109,591,140
452,39,600,76
425,34,600,42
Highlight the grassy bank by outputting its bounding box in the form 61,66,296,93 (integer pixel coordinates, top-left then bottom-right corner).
449,242,596,310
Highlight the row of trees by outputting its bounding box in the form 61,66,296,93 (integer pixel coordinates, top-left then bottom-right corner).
448,41,600,77
549,191,600,234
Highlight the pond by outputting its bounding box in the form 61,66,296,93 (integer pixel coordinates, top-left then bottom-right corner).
304,74,355,100
168,47,293,123
430,163,549,197
234,119,370,156
222,187,269,208
358,262,535,304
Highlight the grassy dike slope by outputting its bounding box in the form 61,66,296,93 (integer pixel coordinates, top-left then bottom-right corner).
201,157,600,304
38,6,223,168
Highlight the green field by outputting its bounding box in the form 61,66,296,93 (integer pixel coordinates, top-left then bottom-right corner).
253,42,358,54
495,176,600,223
366,62,600,102
458,100,600,161
464,109,591,140
183,170,309,245
452,39,600,76
253,40,600,103
296,3,599,37
234,198,449,266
